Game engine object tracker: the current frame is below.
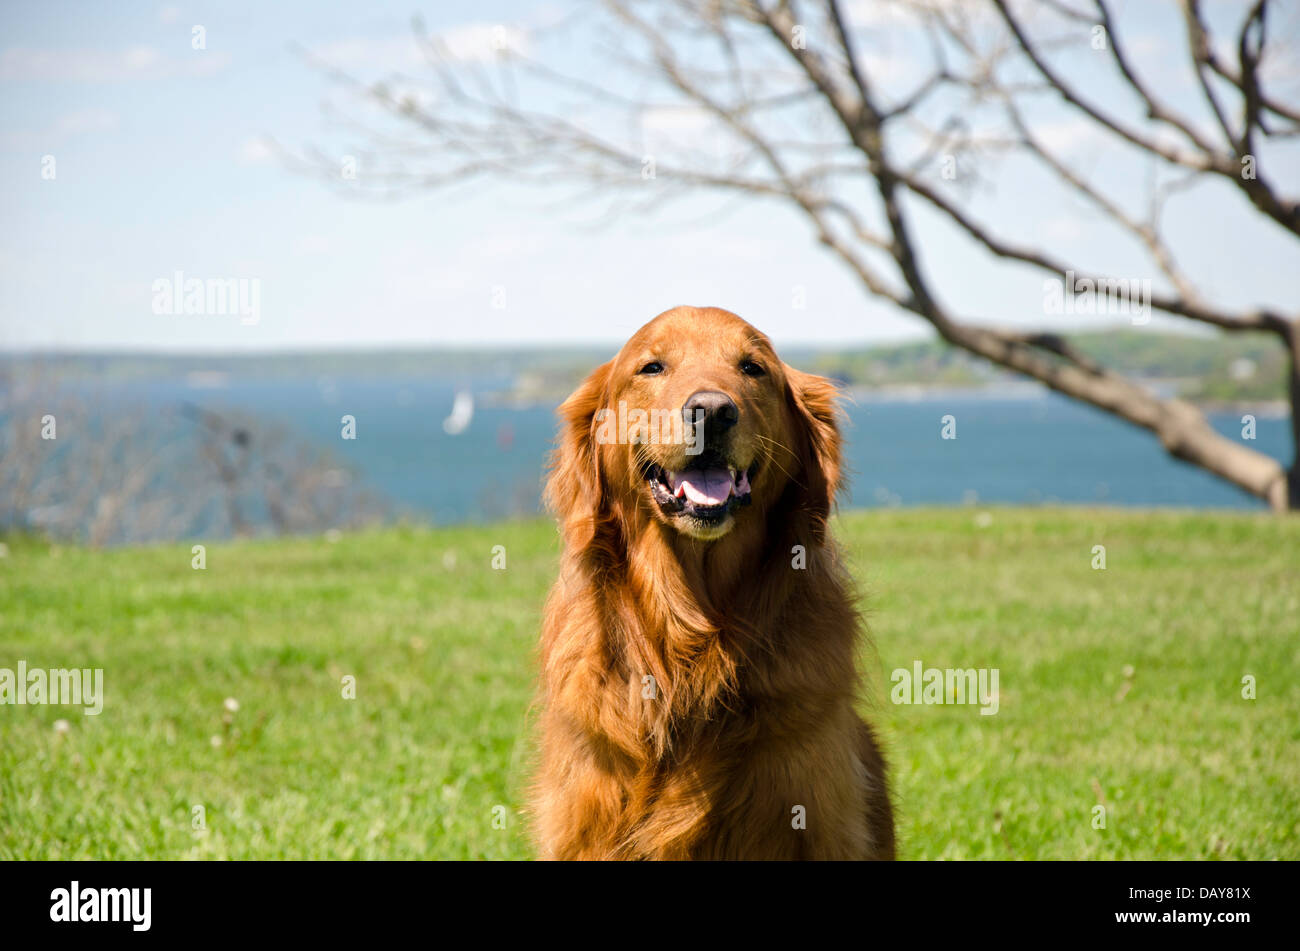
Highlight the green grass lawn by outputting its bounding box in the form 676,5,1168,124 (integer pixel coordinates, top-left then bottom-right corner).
2,507,1297,860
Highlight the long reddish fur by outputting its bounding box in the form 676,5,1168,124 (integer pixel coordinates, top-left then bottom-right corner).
529,317,895,860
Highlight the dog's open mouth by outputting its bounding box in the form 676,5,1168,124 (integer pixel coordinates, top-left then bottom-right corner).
645,451,755,523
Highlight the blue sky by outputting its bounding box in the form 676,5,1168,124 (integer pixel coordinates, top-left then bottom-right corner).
1,0,1296,352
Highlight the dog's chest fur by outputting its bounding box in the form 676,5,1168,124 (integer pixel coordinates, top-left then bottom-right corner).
531,548,884,860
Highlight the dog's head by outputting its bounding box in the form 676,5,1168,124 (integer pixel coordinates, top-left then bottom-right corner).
547,306,842,544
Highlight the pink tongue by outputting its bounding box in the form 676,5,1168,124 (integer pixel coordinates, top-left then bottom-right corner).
671,467,734,506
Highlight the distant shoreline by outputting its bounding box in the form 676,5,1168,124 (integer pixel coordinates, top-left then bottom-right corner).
5,330,1291,417
842,381,1291,416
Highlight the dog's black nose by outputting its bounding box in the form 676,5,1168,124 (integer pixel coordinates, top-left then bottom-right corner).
683,390,739,441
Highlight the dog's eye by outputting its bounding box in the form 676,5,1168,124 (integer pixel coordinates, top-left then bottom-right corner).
638,361,664,375
740,360,766,377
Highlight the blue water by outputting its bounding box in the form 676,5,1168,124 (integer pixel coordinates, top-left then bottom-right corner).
86,375,1291,522
844,394,1288,509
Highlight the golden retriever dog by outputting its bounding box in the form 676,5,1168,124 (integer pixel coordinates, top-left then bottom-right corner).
530,305,894,860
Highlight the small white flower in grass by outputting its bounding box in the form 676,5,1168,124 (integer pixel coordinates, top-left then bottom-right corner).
1115,666,1136,702
223,697,239,714
210,734,223,748
324,529,342,544
53,719,70,735
974,512,993,529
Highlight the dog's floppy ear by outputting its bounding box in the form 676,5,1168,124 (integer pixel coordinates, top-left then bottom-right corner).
545,359,614,532
784,365,843,529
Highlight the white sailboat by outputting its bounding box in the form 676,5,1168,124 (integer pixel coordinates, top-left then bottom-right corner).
443,390,474,435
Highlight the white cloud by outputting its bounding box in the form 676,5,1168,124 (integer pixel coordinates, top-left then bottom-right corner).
0,108,119,149
124,46,162,71
56,109,119,136
439,23,528,62
641,105,737,161
845,0,919,28
846,0,980,28
0,45,230,82
1033,119,1102,153
310,36,424,71
642,105,713,135
237,137,275,165
310,22,529,73
159,5,181,25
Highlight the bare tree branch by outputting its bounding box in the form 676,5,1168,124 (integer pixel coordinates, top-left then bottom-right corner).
289,0,1298,509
